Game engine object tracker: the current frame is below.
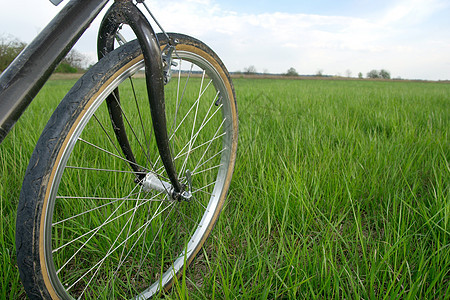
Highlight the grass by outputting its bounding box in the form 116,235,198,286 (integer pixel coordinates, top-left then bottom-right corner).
1,77,449,298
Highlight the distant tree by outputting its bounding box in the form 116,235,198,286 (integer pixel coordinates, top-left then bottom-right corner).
380,69,391,79
367,69,380,79
244,65,257,74
367,69,391,79
316,69,324,77
285,67,298,76
345,69,352,78
0,36,91,73
0,36,26,71
60,49,90,71
358,72,363,79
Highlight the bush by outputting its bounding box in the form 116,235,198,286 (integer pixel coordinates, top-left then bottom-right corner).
367,70,380,79
1,36,88,73
285,67,298,76
380,69,391,79
367,69,391,79
0,36,26,71
55,63,78,73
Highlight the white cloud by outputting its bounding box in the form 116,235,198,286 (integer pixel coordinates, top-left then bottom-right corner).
0,1,60,40
381,0,448,25
144,0,449,79
146,2,393,74
1,0,448,80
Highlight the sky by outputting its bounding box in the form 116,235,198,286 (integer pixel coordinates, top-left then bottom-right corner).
1,0,449,80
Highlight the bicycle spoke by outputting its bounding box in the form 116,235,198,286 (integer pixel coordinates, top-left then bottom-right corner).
169,96,223,163
128,76,153,165
110,91,153,169
110,186,146,292
54,196,128,226
65,166,140,174
188,118,227,175
55,194,141,201
169,60,192,137
192,180,218,196
179,71,206,175
174,93,222,173
192,148,226,174
99,202,176,296
167,77,213,144
92,113,128,165
76,199,145,297
53,188,164,255
187,193,208,211
153,131,226,176
78,138,151,173
135,204,177,278
70,201,174,295
191,163,223,177
178,131,226,178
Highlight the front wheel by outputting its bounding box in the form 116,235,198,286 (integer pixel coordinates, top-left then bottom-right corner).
16,33,238,299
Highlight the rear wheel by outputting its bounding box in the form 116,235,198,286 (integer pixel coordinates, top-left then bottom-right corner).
16,33,238,299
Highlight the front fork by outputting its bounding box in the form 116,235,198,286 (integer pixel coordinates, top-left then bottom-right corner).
97,0,187,200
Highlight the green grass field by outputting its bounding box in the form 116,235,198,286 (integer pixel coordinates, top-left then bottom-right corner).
1,77,449,298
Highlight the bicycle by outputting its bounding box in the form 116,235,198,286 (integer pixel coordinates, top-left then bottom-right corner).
0,0,238,298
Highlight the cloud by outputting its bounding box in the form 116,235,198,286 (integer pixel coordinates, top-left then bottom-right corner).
0,1,60,40
147,2,394,73
1,0,448,80
144,0,449,79
381,0,448,26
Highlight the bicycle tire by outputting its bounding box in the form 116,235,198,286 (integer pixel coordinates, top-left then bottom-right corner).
16,33,238,299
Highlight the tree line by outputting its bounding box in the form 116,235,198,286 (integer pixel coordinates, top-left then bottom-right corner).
239,65,392,79
285,67,391,79
2,36,394,79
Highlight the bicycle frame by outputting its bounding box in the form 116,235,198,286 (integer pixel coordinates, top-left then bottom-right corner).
0,0,184,195
0,0,108,143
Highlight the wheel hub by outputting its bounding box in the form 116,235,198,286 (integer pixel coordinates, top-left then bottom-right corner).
142,172,192,201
